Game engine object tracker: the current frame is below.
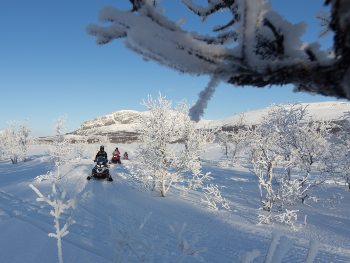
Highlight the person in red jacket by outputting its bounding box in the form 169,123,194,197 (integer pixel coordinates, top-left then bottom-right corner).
113,147,120,156
111,147,121,164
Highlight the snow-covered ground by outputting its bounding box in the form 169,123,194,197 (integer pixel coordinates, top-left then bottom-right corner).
0,143,349,263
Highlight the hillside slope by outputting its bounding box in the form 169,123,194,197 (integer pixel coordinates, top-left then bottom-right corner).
65,102,350,143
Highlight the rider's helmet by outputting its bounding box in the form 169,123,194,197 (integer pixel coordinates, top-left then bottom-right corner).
100,145,104,151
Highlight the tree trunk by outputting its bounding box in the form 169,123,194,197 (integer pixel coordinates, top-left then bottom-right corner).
160,172,166,197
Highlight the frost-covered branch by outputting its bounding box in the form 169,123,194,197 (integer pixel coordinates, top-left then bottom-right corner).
88,0,350,112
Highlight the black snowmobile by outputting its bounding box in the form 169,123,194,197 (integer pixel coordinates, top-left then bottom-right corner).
87,156,113,181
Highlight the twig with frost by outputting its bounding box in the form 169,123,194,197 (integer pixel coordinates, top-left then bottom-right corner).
258,209,300,231
29,183,75,263
201,184,230,210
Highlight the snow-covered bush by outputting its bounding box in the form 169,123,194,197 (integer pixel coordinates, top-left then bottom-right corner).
1,123,20,164
249,103,334,227
30,183,75,263
217,130,251,166
133,94,213,197
217,113,250,164
274,178,309,210
17,121,32,161
0,121,32,163
201,184,230,211
48,117,72,180
321,119,350,190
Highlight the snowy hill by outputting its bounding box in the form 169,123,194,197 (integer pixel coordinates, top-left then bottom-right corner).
199,101,350,129
64,102,350,143
68,110,148,143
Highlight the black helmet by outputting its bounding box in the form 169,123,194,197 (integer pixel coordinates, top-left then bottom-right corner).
100,145,104,151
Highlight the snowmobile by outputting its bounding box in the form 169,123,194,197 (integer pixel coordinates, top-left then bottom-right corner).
87,156,113,181
110,153,121,164
123,152,129,160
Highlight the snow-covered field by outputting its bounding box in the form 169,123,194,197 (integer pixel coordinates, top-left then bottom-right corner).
0,143,349,263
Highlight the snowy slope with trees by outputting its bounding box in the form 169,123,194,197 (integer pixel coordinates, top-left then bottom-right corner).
1,99,350,262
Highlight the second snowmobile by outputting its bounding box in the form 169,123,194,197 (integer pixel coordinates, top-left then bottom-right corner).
110,153,121,164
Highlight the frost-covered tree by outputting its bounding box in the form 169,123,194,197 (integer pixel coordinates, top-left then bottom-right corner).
254,104,333,205
322,119,350,190
249,103,335,227
49,117,72,180
0,121,32,164
1,123,20,164
30,183,75,263
88,0,350,120
134,94,212,197
250,127,281,212
217,113,250,164
260,104,309,180
290,121,331,185
18,121,32,161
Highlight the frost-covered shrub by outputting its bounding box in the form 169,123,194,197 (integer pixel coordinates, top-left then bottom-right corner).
0,121,32,163
133,94,213,197
201,184,230,211
48,117,73,180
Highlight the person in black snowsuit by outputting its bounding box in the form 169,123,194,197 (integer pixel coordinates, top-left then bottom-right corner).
95,145,108,161
89,145,113,181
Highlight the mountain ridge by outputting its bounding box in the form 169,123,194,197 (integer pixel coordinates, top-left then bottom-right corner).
45,101,350,143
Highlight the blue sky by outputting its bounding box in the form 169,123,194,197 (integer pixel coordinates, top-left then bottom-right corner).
0,0,345,136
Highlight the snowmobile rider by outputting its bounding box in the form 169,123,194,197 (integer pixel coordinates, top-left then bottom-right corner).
113,147,120,156
95,145,108,161
123,152,128,159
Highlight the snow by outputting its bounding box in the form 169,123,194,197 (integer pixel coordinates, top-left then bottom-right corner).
0,143,350,262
